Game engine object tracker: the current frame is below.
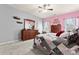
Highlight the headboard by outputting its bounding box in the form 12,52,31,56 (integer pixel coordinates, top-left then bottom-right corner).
51,24,61,33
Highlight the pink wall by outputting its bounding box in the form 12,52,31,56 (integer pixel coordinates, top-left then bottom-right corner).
43,11,79,30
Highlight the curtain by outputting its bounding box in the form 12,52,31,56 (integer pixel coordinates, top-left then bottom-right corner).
43,21,51,33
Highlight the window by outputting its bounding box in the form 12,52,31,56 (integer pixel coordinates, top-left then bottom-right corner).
64,17,76,31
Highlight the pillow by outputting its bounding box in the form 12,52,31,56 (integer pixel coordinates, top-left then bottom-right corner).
46,33,56,36
56,31,64,37
59,32,69,38
59,31,74,38
60,32,73,38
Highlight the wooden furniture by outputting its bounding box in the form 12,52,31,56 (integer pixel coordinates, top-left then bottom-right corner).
51,24,61,33
21,29,38,41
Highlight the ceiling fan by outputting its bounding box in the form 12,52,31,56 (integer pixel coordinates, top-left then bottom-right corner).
38,4,53,12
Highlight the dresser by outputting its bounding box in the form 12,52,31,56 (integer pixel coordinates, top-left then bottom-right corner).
21,29,38,41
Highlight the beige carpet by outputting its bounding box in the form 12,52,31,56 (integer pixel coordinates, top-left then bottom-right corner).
0,39,43,55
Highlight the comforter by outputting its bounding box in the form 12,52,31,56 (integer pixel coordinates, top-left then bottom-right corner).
33,33,79,55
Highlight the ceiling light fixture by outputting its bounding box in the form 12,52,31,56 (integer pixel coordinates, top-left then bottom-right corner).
37,4,53,13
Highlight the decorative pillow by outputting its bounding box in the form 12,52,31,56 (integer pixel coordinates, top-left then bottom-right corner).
56,31,64,37
59,32,69,38
46,33,56,36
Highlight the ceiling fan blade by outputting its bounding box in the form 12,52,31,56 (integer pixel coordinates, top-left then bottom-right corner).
38,6,42,8
48,9,53,11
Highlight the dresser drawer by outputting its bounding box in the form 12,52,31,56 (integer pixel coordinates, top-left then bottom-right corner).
21,29,38,41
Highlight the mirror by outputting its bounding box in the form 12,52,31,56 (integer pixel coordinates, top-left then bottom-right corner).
24,19,35,30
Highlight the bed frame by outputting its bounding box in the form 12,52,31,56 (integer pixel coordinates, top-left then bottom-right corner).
51,24,61,33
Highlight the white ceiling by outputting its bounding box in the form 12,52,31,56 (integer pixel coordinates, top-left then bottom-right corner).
9,4,79,18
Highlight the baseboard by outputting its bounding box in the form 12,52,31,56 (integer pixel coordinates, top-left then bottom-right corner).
0,40,19,45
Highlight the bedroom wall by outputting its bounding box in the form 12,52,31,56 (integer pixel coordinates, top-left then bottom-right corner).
44,11,79,30
0,4,42,43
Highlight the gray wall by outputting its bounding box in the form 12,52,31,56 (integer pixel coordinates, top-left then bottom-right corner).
0,4,42,43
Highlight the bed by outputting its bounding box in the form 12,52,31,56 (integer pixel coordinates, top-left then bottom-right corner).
33,32,79,55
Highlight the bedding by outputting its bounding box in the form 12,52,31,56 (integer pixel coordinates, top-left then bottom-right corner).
59,31,74,38
34,31,79,55
34,33,68,54
59,32,69,38
37,33,57,41
70,45,79,54
57,43,72,55
34,36,63,55
45,33,68,45
36,32,68,46
34,35,77,55
57,43,79,55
